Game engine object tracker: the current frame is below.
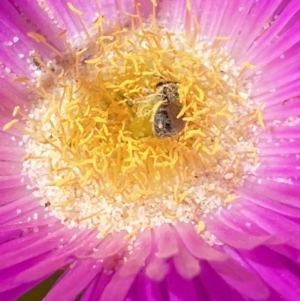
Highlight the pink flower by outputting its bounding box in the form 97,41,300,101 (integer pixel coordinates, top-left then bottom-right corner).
1,1,300,301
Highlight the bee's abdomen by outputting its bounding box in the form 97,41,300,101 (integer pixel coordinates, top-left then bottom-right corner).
154,105,185,138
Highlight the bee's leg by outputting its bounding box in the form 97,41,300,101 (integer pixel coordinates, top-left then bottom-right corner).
132,94,162,105
141,87,153,95
124,95,154,107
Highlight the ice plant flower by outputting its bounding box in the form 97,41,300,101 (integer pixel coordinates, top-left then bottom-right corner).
1,0,300,300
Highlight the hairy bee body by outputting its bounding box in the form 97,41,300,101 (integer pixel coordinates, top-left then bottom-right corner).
131,81,185,138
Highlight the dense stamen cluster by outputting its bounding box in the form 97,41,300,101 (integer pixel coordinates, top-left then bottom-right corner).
5,4,261,236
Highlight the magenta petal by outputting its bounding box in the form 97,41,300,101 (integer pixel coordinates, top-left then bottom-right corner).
0,195,40,225
175,222,227,260
43,259,101,301
80,274,102,301
0,0,53,74
14,231,96,284
243,246,300,300
238,186,300,218
197,261,245,301
166,262,201,301
99,271,136,301
230,0,283,60
0,145,25,162
0,278,45,301
0,174,29,189
43,0,135,38
128,272,168,301
0,226,56,256
243,177,300,208
158,0,188,31
260,124,300,139
0,77,29,109
119,230,151,277
210,257,269,300
252,22,300,69
238,201,300,248
0,186,31,206
204,212,271,250
80,273,113,301
246,0,300,61
10,0,65,51
91,230,127,259
0,225,69,270
0,131,23,148
0,252,51,293
268,244,300,263
0,161,22,176
153,223,179,258
172,240,200,279
145,256,169,281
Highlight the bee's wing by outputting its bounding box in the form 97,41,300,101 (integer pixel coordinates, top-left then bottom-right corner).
165,104,185,132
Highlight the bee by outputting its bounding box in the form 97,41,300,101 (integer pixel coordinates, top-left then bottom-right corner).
131,81,185,138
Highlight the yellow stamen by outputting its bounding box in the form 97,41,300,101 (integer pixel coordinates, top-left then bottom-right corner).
224,194,239,203
28,32,64,58
67,2,83,16
215,36,231,41
3,119,19,131
242,62,256,69
67,2,92,40
196,221,205,234
254,106,265,128
186,0,192,12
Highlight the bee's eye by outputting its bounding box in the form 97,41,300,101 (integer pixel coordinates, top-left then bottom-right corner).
155,81,169,89
155,82,165,88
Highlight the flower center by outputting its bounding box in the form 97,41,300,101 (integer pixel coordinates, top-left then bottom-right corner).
5,4,262,237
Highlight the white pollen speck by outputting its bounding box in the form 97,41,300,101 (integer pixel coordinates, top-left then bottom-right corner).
141,41,149,49
13,36,19,43
224,173,233,180
4,67,11,73
33,213,38,220
17,209,22,214
11,136,16,141
19,53,25,59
